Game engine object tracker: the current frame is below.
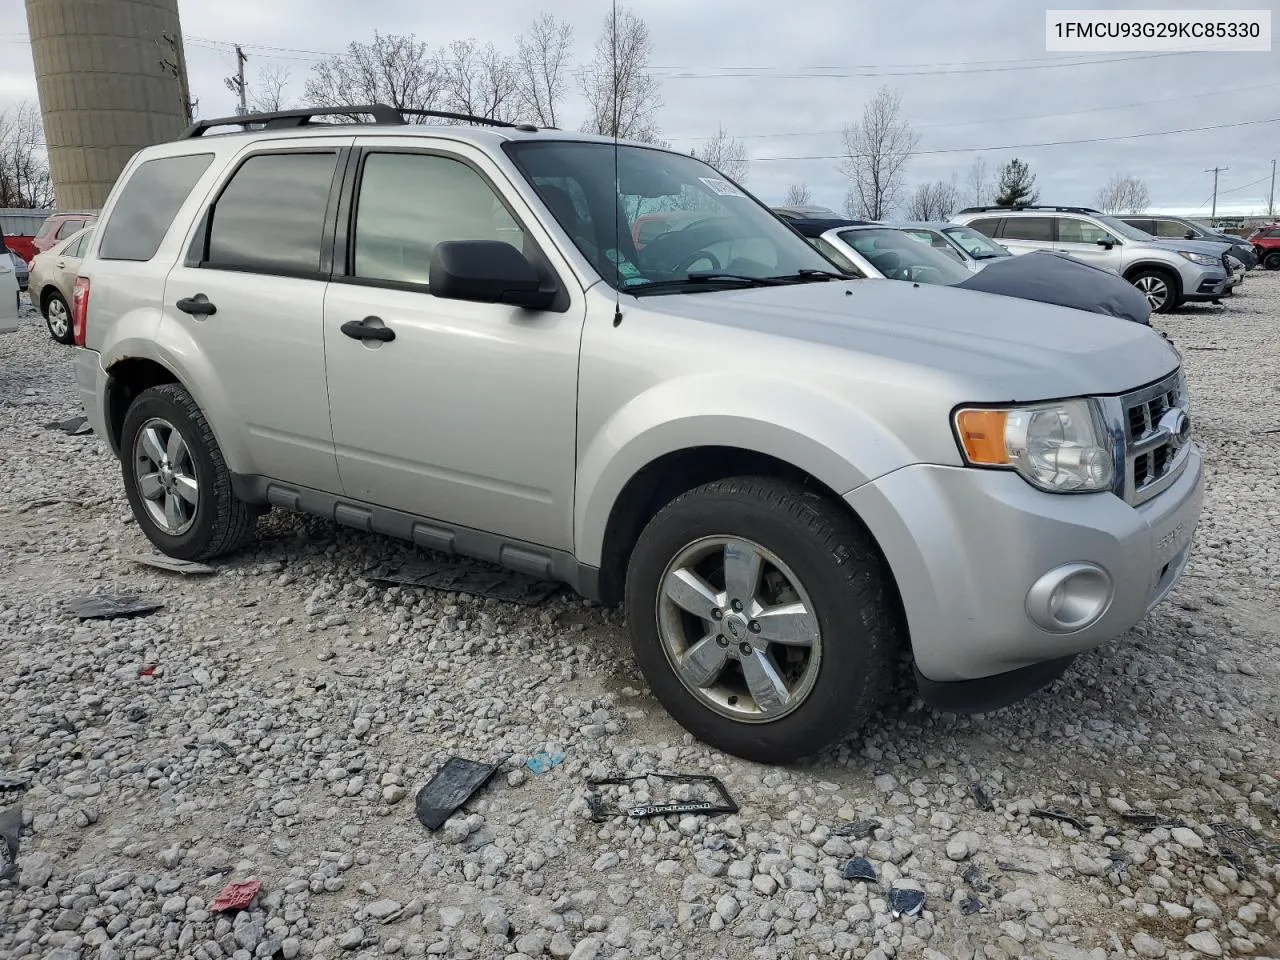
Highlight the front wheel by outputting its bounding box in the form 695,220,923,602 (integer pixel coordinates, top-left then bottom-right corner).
624,477,903,763
1128,268,1178,313
120,383,257,561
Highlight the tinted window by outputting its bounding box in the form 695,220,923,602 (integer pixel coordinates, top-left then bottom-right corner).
64,230,91,258
353,152,525,286
1155,220,1192,238
55,219,85,240
99,154,212,261
1000,217,1054,242
1264,229,1280,239
206,152,337,276
967,218,1001,238
1057,218,1115,244
1123,219,1154,234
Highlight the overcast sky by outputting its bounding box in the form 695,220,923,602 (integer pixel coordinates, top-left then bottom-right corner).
4,0,1278,215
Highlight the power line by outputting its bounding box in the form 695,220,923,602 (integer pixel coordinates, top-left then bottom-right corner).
746,116,1280,162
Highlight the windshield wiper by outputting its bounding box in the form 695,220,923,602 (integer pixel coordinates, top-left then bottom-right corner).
770,268,846,281
626,269,849,296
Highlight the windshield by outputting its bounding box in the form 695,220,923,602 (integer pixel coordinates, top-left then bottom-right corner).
1094,214,1155,242
504,140,838,291
941,225,1009,259
837,228,972,285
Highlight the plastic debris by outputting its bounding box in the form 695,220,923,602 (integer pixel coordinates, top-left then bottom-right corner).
842,857,877,882
887,886,925,919
586,773,738,820
0,805,22,882
833,818,881,839
139,665,157,678
364,558,560,606
210,879,262,912
968,781,995,812
0,774,27,793
1210,822,1280,856
125,555,216,575
997,861,1039,876
415,757,500,830
65,594,163,620
1030,808,1087,831
124,707,149,723
525,752,565,775
960,895,983,916
45,415,91,435
1121,812,1186,829
961,862,990,892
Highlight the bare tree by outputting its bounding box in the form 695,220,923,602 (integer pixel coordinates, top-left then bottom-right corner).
440,39,519,121
249,65,293,113
838,85,919,220
843,187,861,220
579,5,663,143
693,127,749,183
304,32,446,120
1095,174,1151,215
0,102,53,208
514,14,574,127
784,183,812,206
966,156,993,207
907,179,960,221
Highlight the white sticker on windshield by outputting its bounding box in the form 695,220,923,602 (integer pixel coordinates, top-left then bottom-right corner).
699,176,744,197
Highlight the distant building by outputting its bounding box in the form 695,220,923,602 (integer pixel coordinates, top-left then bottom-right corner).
25,0,191,210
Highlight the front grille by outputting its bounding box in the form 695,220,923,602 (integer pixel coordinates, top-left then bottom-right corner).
1118,370,1189,505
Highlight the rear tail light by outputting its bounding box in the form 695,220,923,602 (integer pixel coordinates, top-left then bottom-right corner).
71,276,90,346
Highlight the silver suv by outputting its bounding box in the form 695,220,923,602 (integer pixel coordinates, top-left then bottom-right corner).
72,106,1205,763
952,205,1232,313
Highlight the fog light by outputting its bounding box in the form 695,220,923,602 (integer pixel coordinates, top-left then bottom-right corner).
1026,562,1113,633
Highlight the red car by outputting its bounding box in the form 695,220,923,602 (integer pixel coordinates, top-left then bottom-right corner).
1249,224,1280,269
31,211,99,261
0,208,52,264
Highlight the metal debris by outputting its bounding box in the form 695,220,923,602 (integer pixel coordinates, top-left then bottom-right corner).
414,757,500,831
364,558,560,606
887,886,925,919
1210,822,1280,857
842,857,878,882
1121,812,1186,830
64,594,163,620
125,555,216,575
968,781,995,812
833,818,881,839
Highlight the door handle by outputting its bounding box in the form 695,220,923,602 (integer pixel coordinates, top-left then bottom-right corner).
176,294,217,316
56,260,66,268
341,317,396,342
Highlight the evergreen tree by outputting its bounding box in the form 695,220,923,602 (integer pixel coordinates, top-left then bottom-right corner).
993,158,1040,207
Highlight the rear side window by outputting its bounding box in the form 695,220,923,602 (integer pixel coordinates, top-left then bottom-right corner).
55,219,85,240
204,151,338,277
1001,217,1054,241
1124,219,1154,235
1265,229,1280,239
967,218,1001,238
99,153,213,261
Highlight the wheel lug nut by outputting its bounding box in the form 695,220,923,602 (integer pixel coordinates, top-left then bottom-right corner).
738,642,752,656
749,620,761,633
731,599,743,612
711,609,723,620
716,635,728,647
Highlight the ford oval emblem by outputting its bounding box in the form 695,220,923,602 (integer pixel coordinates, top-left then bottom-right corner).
1159,408,1191,446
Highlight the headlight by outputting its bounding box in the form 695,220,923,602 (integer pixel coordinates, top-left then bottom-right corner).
954,399,1115,493
1178,251,1219,266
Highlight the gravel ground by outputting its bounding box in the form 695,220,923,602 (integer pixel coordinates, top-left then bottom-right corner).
1,277,1278,960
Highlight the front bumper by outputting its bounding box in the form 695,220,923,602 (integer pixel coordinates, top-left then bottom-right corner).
845,445,1205,694
73,347,111,448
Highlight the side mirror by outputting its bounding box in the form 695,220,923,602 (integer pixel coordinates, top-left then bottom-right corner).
429,240,555,310
1184,231,1197,240
1096,238,1115,249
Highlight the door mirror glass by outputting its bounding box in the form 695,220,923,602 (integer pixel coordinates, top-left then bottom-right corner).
429,240,554,309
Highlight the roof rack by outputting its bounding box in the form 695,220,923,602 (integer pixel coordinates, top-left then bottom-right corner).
182,103,533,139
955,204,1103,215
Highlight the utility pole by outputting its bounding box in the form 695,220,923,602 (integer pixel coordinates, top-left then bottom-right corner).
1204,165,1228,220
1269,159,1276,219
224,44,248,115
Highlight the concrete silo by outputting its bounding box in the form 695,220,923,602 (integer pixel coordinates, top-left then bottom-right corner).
24,0,192,210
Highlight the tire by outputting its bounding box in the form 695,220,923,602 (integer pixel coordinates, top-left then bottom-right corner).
1264,251,1280,271
1127,268,1178,313
120,383,256,561
624,476,903,763
42,289,73,344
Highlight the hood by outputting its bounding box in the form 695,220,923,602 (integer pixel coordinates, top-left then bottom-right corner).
955,250,1150,326
638,279,1179,403
1144,236,1232,257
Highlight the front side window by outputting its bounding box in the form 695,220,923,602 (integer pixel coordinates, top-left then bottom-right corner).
504,140,836,293
967,217,1002,238
836,228,971,285
1155,220,1192,238
1057,218,1116,244
55,219,85,240
353,152,525,286
808,236,862,276
204,151,338,276
100,153,214,261
1000,217,1054,242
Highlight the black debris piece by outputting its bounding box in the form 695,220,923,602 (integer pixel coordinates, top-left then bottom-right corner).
1031,808,1087,831
124,707,149,723
960,895,983,916
887,886,925,919
586,792,607,824
364,558,560,606
0,775,27,793
586,773,738,820
0,804,21,882
45,415,92,435
1214,842,1250,876
968,781,995,812
842,857,878,882
1210,822,1280,857
833,818,881,839
64,594,163,620
1121,812,1186,830
414,757,500,830
961,862,990,892
125,555,216,575
1107,851,1129,869
997,861,1039,876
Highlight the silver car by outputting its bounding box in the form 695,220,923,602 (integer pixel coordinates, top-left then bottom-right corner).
71,107,1204,763
892,221,1014,272
952,205,1231,313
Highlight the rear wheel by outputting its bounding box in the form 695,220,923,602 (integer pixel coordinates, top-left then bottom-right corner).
42,290,73,344
1264,251,1280,270
1128,268,1178,313
624,476,903,763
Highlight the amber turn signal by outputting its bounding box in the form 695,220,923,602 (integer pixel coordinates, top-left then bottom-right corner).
955,409,1010,465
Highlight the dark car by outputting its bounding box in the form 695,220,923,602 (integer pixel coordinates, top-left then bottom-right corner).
1123,214,1257,269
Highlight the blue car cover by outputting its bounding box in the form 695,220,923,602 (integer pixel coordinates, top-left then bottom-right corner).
955,250,1151,326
